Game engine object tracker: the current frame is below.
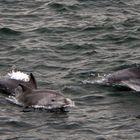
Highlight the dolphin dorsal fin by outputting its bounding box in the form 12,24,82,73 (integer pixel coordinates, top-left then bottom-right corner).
19,84,32,93
29,73,37,89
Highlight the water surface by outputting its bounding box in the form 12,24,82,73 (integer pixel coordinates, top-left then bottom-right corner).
0,0,140,140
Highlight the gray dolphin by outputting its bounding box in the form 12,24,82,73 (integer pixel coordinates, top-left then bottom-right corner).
15,84,74,110
0,73,37,95
107,67,140,91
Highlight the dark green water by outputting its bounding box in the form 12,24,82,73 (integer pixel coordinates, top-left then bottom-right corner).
0,0,140,139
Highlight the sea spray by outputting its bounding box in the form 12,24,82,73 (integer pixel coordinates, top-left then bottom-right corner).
7,70,30,82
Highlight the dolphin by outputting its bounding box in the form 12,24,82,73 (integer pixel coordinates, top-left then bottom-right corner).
107,67,140,91
0,73,37,95
15,84,74,111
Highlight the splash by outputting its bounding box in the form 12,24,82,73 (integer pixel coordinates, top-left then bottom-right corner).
64,98,75,107
7,70,30,82
6,96,23,106
82,73,109,85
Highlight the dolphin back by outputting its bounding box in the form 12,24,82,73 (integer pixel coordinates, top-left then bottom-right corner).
107,67,140,83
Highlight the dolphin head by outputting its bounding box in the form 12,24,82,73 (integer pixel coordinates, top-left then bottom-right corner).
16,84,74,110
36,92,74,109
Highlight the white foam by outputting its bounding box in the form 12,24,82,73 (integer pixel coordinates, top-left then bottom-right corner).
82,74,108,85
7,70,30,82
65,98,75,107
32,105,54,110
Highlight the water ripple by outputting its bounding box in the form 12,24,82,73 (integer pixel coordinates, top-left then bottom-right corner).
0,0,140,139
48,2,81,12
0,27,22,36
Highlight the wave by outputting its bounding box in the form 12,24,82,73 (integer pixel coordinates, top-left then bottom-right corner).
33,26,81,34
48,2,80,12
56,43,97,50
0,27,22,36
